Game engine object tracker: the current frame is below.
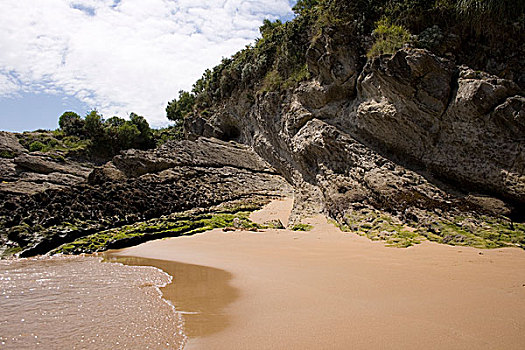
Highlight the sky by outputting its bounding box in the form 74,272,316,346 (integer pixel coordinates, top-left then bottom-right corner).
0,0,297,132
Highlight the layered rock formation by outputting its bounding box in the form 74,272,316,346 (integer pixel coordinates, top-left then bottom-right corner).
0,137,290,257
0,131,93,195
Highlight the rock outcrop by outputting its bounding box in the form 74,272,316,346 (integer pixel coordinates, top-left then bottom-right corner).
0,138,290,257
0,131,93,195
185,47,524,248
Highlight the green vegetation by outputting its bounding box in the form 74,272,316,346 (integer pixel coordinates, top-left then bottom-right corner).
164,90,195,141
152,125,184,146
292,0,320,16
2,246,23,257
28,141,45,152
457,0,525,22
17,130,90,158
368,18,411,57
456,0,525,34
291,223,314,231
78,110,155,156
339,207,525,249
53,206,264,255
0,198,271,258
419,215,525,249
16,110,169,159
341,208,422,247
0,150,16,158
164,2,316,123
58,111,84,136
261,70,284,92
166,90,195,124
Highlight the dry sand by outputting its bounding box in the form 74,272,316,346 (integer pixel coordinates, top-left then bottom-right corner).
109,198,525,349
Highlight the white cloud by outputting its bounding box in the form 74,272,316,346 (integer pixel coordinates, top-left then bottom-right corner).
0,71,19,96
0,0,295,126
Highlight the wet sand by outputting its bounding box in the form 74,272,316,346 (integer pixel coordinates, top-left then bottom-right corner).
104,255,238,341
111,198,525,349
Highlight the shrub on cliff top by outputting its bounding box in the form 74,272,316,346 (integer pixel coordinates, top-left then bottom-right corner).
166,0,524,121
56,110,156,158
99,113,155,155
367,18,411,57
59,111,85,137
292,0,320,16
166,90,195,123
28,141,45,152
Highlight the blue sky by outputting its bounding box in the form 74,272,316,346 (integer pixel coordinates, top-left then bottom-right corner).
0,0,297,132
0,92,90,132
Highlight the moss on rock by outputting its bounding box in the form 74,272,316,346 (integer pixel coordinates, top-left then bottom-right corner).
291,223,313,231
341,208,421,247
339,207,525,249
51,201,266,255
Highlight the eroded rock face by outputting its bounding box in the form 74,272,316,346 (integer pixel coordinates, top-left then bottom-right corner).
90,138,275,181
0,132,93,195
0,132,27,182
0,138,290,257
352,51,524,205
0,132,25,154
185,48,524,243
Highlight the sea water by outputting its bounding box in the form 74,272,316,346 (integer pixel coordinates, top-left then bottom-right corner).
0,255,186,349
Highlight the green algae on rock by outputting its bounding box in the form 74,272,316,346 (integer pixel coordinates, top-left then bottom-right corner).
52,200,268,255
339,207,525,249
0,137,291,258
340,208,422,248
291,223,314,232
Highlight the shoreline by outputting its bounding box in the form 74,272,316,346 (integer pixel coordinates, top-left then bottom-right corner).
109,198,525,349
103,254,237,347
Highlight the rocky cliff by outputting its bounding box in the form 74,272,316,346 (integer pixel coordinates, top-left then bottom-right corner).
1,47,523,255
1,1,524,256
0,131,94,195
185,46,524,248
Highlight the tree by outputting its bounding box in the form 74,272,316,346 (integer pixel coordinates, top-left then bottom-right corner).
105,116,126,127
58,111,85,136
192,69,212,95
84,110,107,154
292,0,320,16
116,122,140,150
259,19,282,38
84,110,105,138
166,90,195,123
129,113,154,149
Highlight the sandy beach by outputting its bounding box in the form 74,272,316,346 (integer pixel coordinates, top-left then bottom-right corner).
110,198,525,349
